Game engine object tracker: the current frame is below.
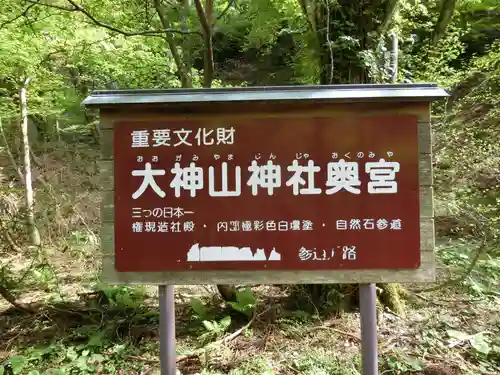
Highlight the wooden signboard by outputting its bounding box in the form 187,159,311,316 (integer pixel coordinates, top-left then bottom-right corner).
83,84,448,285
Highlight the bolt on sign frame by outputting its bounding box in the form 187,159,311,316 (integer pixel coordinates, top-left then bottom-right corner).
83,83,448,286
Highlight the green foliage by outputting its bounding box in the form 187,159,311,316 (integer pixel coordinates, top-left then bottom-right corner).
1,342,138,374
199,315,232,344
439,242,500,296
189,289,255,345
0,0,189,139
69,33,182,90
7,355,27,374
227,287,256,318
190,296,232,343
430,42,500,249
455,0,500,62
0,280,156,374
398,0,465,86
30,263,58,291
446,329,500,370
381,351,424,374
231,355,276,375
0,6,71,118
277,310,316,338
94,283,148,309
190,296,214,321
290,348,361,375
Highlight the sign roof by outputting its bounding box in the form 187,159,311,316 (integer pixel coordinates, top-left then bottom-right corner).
82,83,448,107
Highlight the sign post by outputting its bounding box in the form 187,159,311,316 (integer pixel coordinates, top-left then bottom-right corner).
159,285,176,375
360,283,378,375
83,84,447,374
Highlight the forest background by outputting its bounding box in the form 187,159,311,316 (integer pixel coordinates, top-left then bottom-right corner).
0,0,499,374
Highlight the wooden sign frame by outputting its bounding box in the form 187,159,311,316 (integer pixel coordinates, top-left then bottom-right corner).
83,84,448,285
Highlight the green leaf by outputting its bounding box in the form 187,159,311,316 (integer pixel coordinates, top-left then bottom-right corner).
27,371,41,375
65,347,78,361
447,329,470,341
87,330,106,347
76,355,89,370
9,356,27,374
236,287,256,307
89,353,105,363
110,344,126,353
405,357,424,371
471,333,491,355
228,287,256,317
219,315,232,331
190,297,211,320
202,320,215,331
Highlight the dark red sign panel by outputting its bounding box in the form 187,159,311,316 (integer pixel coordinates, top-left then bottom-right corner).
113,115,420,272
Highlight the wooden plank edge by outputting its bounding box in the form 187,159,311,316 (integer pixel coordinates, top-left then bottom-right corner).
420,186,434,218
420,218,435,251
100,251,435,285
418,121,431,154
419,153,432,186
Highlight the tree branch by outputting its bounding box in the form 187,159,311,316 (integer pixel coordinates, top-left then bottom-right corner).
378,0,400,35
432,0,457,45
153,0,192,88
194,0,211,36
0,279,37,313
298,0,315,33
26,0,201,36
215,0,236,23
194,0,214,88
0,3,37,29
277,26,309,36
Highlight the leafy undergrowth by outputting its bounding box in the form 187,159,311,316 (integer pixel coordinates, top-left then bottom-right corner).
1,241,499,375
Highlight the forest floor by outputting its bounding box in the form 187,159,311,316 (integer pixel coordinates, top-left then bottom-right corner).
0,256,499,375
0,141,499,375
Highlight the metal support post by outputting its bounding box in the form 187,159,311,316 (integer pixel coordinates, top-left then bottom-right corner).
359,283,378,375
159,285,177,375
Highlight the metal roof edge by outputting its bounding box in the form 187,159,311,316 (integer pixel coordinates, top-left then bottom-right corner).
82,83,449,107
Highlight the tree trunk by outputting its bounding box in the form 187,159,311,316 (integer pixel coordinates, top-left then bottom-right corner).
19,78,41,247
0,278,36,313
193,0,236,302
217,284,237,302
153,0,192,88
195,0,215,88
0,117,24,182
432,0,457,45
